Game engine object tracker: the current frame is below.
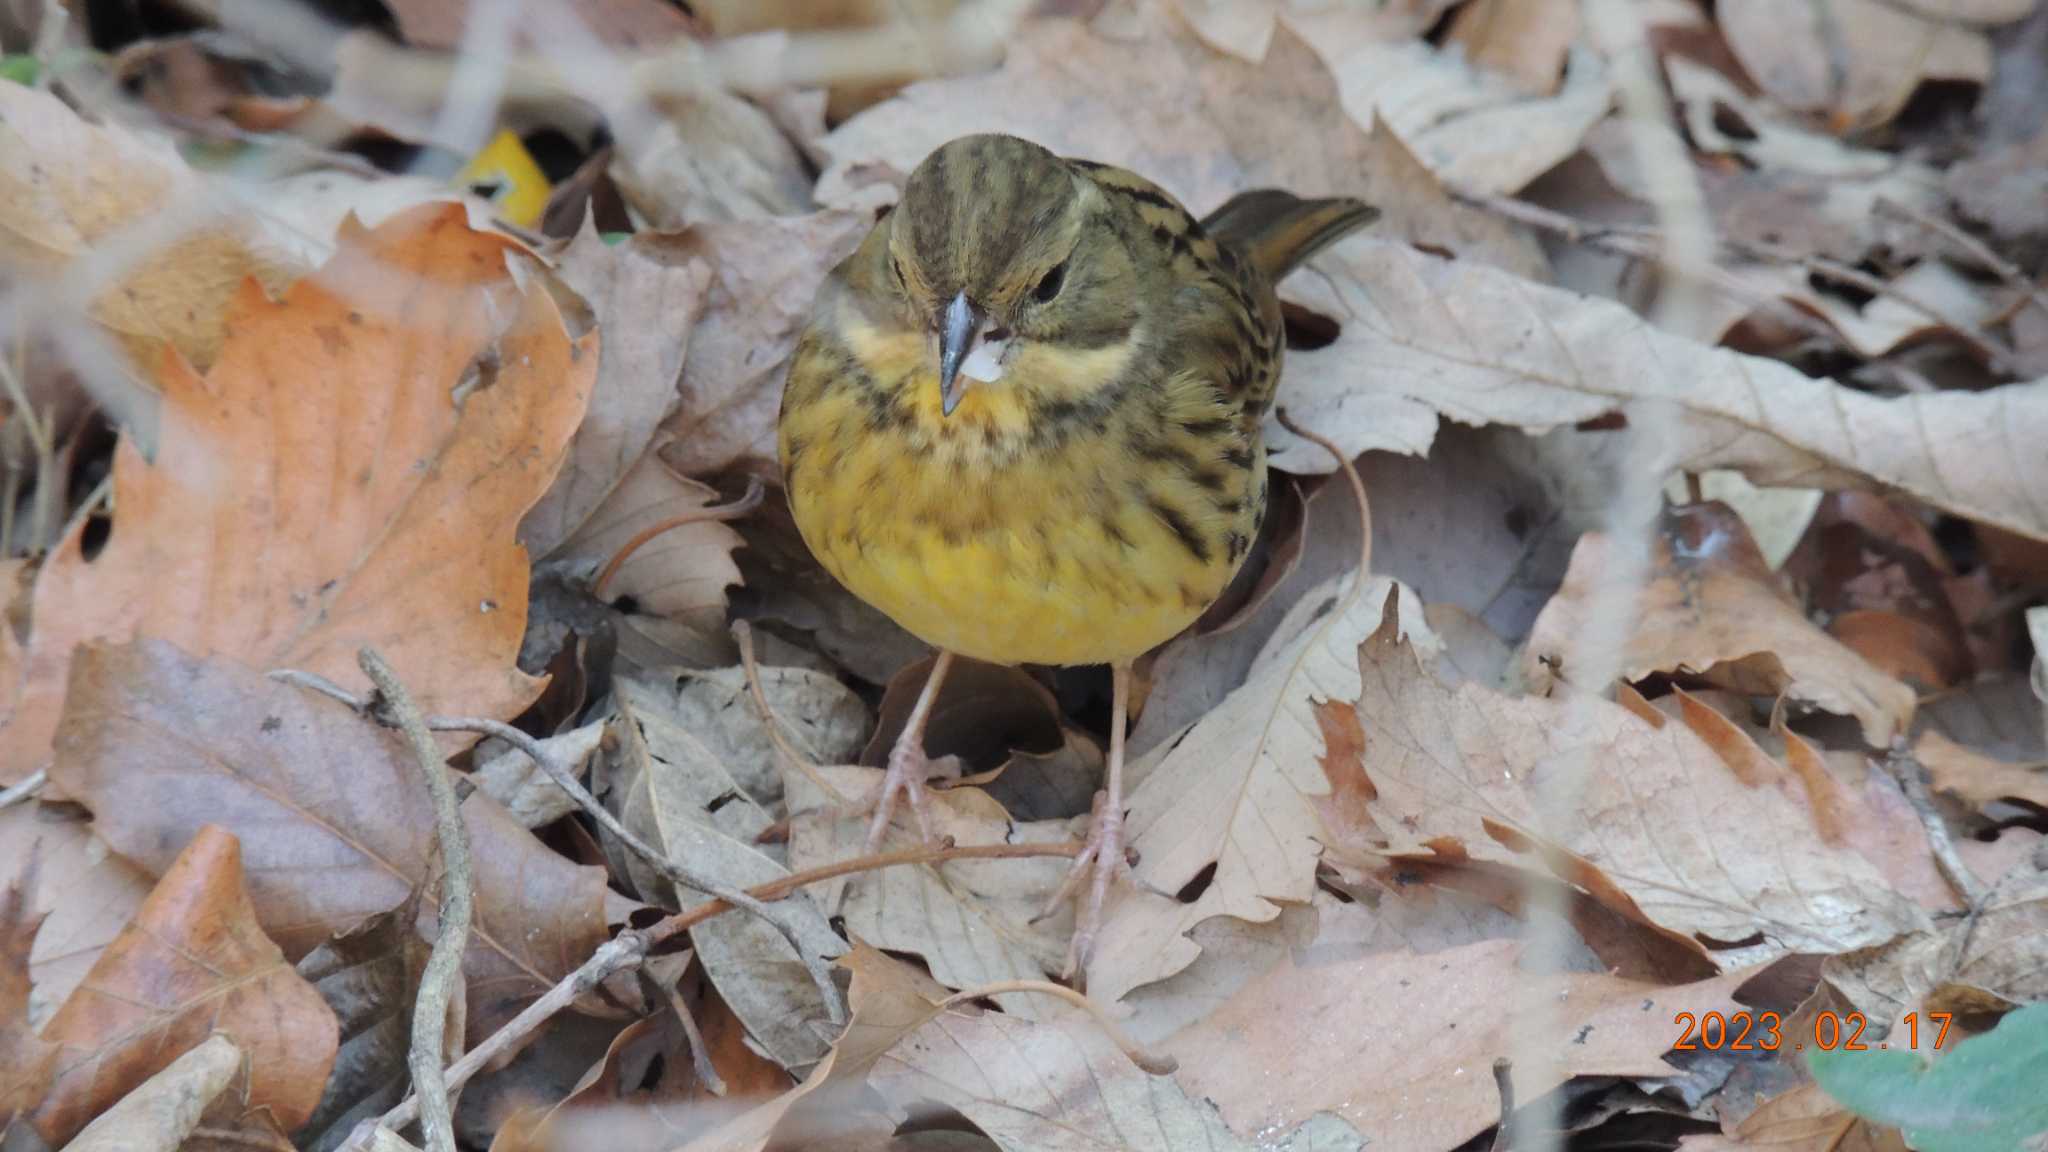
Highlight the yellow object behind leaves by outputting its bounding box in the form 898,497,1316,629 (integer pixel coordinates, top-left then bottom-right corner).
456,129,550,228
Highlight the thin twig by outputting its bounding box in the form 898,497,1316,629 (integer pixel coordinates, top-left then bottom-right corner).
1489,1057,1516,1152
592,477,764,601
358,839,1080,1143
647,966,727,1097
1275,409,1372,578
0,769,47,811
1885,741,1986,909
271,666,848,1026
358,649,471,1152
1875,195,2048,318
935,979,1176,1075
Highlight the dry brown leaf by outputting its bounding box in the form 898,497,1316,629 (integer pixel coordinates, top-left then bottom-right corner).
1088,576,1437,1003
1718,0,1995,130
2,203,596,779
1336,593,1928,971
0,82,301,371
785,764,1074,1017
60,1033,244,1152
553,446,746,669
51,639,612,1043
1446,0,1580,94
384,0,695,49
852,951,1257,1152
660,664,871,807
657,213,868,477
474,721,606,829
0,803,151,1022
0,854,54,1127
31,826,338,1147
293,903,429,1152
1825,862,2048,1026
1268,233,2048,540
1679,1082,1907,1151
522,221,712,556
861,656,1063,775
1525,503,1917,746
1167,939,1751,1150
1292,5,1610,197
1916,729,2048,812
609,673,847,1070
817,6,1377,217
611,86,816,228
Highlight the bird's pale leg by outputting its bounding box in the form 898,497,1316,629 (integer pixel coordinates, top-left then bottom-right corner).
865,651,956,853
1043,660,1131,977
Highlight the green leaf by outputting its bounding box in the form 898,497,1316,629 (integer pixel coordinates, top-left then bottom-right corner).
1810,1003,2048,1152
0,56,39,85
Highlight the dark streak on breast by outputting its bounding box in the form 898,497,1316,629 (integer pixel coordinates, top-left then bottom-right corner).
1147,493,1211,564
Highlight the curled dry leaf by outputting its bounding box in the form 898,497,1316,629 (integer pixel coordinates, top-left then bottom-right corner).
1678,1082,1906,1152
522,221,713,557
1167,939,1752,1150
1824,863,2048,1025
0,82,301,371
610,673,848,1070
1524,503,1917,746
1333,592,1928,972
294,903,430,1152
30,826,338,1148
2,203,597,779
474,720,607,829
51,640,612,1043
1718,0,1999,130
784,764,1074,1017
1916,730,2048,813
0,857,54,1126
1088,575,1437,1003
553,446,746,669
656,213,869,477
1266,235,2048,543
59,1033,244,1152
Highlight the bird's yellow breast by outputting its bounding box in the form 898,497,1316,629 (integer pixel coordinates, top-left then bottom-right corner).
781,317,1255,668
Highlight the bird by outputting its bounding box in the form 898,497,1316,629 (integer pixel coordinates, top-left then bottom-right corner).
778,133,1377,972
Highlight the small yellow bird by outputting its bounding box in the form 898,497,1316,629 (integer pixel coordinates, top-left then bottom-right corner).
779,134,1376,967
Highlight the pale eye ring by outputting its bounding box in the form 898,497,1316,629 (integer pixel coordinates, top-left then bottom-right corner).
1034,260,1068,303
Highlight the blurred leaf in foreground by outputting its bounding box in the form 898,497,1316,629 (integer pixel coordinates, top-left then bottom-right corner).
1810,1002,2048,1152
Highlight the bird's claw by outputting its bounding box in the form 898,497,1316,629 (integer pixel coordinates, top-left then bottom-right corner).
1038,790,1127,981
863,735,939,853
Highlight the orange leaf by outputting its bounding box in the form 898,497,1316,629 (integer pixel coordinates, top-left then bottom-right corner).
0,856,56,1127
2,203,597,778
31,826,338,1147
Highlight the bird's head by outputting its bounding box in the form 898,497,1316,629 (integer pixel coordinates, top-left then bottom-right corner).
885,134,1140,415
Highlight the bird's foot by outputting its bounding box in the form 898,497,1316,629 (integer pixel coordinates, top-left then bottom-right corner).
1038,790,1127,980
863,732,940,853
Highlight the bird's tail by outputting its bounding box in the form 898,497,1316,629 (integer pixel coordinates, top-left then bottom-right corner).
1202,189,1379,281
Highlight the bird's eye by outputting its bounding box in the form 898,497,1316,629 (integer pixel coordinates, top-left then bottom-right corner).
1033,260,1068,303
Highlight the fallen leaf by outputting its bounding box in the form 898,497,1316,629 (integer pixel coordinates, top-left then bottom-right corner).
1679,1082,1906,1151
1088,575,1437,1002
3,203,597,777
658,212,868,477
658,664,871,808
294,903,429,1152
1919,673,2047,765
1718,0,1996,130
785,764,1074,1018
611,87,816,227
1825,863,2048,1025
51,639,612,1042
522,221,712,557
59,1033,243,1152
0,854,54,1127
610,672,848,1070
474,721,607,829
1807,1000,2048,1152
31,826,338,1147
1339,591,1929,970
383,0,695,50
0,803,151,1021
1946,130,2048,265
1446,0,1580,94
1293,7,1611,197
857,953,1260,1152
1524,503,1918,746
1264,235,2048,545
551,446,746,669
1167,939,1752,1150
1915,729,2048,813
0,82,301,371
861,656,1064,775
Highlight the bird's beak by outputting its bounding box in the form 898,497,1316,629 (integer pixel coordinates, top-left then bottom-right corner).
938,290,982,417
